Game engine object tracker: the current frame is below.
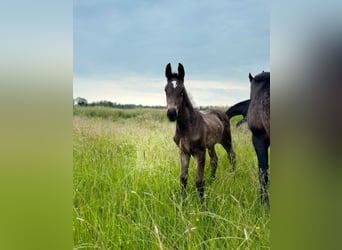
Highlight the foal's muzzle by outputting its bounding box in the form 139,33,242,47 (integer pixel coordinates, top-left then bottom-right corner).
167,108,177,121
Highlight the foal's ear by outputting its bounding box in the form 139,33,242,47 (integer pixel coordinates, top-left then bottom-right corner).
248,73,254,82
165,63,172,79
178,63,185,79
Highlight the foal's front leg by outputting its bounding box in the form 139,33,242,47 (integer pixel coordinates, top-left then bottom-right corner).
180,151,190,199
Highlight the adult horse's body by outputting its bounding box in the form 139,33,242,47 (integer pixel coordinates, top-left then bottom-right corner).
247,71,270,206
164,63,236,201
226,99,250,127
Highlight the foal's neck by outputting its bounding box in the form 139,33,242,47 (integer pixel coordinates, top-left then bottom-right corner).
177,91,196,133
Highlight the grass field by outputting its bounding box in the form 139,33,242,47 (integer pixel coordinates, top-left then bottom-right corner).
73,106,270,249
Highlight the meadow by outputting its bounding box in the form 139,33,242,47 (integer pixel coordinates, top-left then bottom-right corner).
73,106,270,249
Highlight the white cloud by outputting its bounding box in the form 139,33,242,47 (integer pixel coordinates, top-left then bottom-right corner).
73,75,249,106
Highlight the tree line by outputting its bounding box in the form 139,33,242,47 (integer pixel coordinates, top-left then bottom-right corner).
74,97,222,110
73,97,164,109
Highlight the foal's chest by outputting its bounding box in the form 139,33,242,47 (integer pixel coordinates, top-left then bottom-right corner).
179,138,191,153
177,135,203,154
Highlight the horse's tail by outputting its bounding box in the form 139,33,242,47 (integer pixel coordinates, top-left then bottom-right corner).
236,118,247,127
225,99,250,119
226,106,243,119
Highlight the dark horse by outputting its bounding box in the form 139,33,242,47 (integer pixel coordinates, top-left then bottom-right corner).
226,99,250,127
164,63,236,201
247,71,270,206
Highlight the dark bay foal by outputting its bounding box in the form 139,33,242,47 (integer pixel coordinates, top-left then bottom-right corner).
164,63,236,201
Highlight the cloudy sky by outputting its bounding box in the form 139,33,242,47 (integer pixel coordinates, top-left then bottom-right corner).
73,0,269,106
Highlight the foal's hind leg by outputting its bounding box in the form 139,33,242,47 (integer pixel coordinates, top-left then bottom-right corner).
252,133,270,206
180,151,190,199
208,146,218,179
194,151,206,202
222,132,236,171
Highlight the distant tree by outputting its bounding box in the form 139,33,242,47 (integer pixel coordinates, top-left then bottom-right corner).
75,97,88,106
73,98,165,109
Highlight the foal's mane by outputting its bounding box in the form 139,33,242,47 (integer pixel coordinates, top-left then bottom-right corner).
185,89,197,109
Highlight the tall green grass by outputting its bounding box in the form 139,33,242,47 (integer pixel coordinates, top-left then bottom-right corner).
73,107,270,249
73,106,166,122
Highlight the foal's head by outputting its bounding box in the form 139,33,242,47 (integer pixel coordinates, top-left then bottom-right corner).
164,63,186,121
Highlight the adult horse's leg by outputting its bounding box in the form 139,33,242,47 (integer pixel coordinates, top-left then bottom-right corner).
208,146,218,178
180,151,190,199
252,133,270,206
194,151,206,202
